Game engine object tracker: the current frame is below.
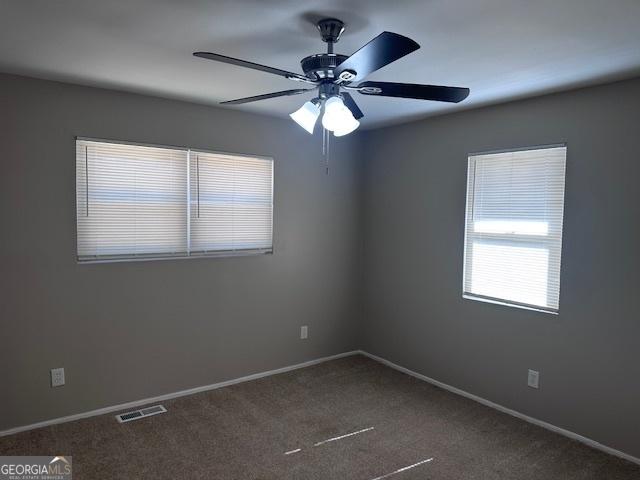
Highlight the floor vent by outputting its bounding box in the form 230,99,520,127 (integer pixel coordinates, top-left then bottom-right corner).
115,405,167,423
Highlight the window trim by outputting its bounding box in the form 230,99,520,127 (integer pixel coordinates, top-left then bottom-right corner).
462,143,567,315
467,143,567,157
75,137,274,264
76,137,274,162
462,294,559,315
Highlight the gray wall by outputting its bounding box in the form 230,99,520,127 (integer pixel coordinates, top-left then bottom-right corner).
361,77,640,458
3,70,639,459
0,73,363,431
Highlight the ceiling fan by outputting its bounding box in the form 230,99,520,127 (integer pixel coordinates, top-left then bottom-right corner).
194,18,469,136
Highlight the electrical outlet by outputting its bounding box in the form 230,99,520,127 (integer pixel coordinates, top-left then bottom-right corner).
51,368,65,387
527,369,539,389
300,326,308,340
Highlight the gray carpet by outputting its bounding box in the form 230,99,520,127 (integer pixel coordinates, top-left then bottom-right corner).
1,355,638,479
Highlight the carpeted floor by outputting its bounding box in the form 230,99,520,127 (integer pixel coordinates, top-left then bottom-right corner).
1,355,639,479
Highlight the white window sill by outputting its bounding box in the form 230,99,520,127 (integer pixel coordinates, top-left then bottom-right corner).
77,249,273,264
463,294,558,315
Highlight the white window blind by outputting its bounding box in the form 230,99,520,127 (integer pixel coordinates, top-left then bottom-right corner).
76,139,273,262
463,146,567,313
76,140,188,260
190,151,273,254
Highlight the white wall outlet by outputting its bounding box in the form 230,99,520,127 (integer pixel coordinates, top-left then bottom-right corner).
527,369,539,389
300,326,308,340
51,367,65,387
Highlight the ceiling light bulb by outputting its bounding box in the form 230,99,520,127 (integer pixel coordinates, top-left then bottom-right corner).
290,101,321,134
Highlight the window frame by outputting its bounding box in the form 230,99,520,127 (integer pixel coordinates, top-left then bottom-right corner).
462,143,567,314
75,137,274,264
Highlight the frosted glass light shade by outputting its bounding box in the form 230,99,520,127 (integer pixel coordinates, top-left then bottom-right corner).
321,96,360,136
333,117,360,136
290,101,321,134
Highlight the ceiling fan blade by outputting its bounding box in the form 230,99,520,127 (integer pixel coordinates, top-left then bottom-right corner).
341,92,364,119
333,32,419,83
193,52,314,84
220,89,314,105
357,81,470,103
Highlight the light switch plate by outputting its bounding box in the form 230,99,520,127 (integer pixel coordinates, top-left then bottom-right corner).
300,326,308,339
527,369,539,389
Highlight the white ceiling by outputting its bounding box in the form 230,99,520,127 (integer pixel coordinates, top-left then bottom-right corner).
2,0,640,129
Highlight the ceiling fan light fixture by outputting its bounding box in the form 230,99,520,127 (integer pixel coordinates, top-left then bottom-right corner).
290,100,321,134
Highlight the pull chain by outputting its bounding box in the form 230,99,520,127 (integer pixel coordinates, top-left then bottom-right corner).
322,127,330,175
322,126,326,156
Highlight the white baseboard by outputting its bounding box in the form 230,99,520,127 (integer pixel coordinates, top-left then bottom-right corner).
0,350,359,438
5,349,639,467
358,350,640,466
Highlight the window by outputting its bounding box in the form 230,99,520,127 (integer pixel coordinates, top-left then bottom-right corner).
76,139,273,262
463,146,566,313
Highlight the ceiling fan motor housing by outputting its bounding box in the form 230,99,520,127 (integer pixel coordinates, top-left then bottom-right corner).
301,53,348,80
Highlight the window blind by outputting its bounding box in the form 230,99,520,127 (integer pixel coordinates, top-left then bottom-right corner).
76,140,188,260
190,151,273,254
76,139,273,262
463,146,567,312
